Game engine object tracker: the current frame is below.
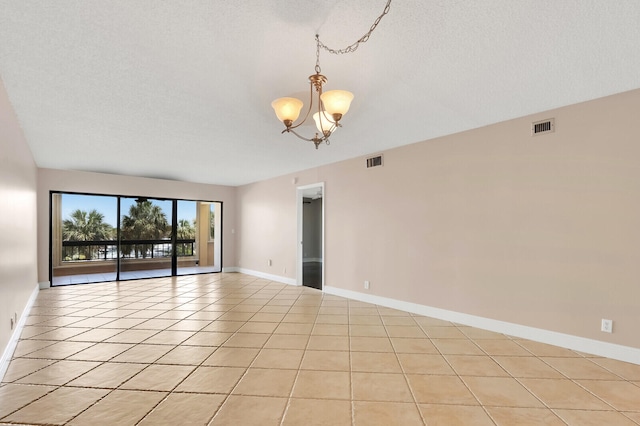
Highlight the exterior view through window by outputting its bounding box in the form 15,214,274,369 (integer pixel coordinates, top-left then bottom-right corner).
51,192,222,285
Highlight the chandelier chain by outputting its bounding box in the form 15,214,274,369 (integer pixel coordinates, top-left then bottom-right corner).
316,0,391,56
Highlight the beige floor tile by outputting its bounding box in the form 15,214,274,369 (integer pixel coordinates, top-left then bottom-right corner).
186,311,224,321
515,340,581,357
182,331,233,346
432,339,484,355
0,383,56,418
292,370,351,400
264,334,309,350
202,347,259,367
381,316,418,326
462,376,543,408
119,364,194,391
3,386,108,425
273,322,314,335
222,332,271,348
493,356,564,379
350,307,380,316
419,404,494,426
282,313,317,323
68,389,167,425
349,315,383,325
386,325,427,338
485,407,566,425
237,321,278,334
252,348,304,369
70,317,120,328
175,366,246,393
22,340,95,359
105,329,160,344
624,411,640,423
142,330,195,345
110,343,174,363
446,355,509,377
397,353,456,375
132,318,179,330
351,336,394,352
555,408,637,425
15,360,101,386
590,358,640,381
542,357,623,380
156,345,216,365
33,327,96,341
98,317,146,329
210,395,287,426
407,374,478,405
423,326,468,339
66,327,125,342
67,362,147,388
474,339,532,356
390,337,438,354
18,326,64,339
312,324,349,336
353,401,422,425
11,339,57,357
233,368,297,397
138,392,225,425
284,398,352,426
349,325,388,337
307,335,349,351
300,350,351,371
577,379,640,411
201,321,244,332
67,342,134,361
248,313,286,322
351,351,402,373
1,358,56,383
352,372,414,402
519,378,611,410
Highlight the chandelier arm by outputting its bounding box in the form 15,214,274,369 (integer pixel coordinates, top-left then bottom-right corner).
287,127,329,144
317,0,391,55
285,79,317,131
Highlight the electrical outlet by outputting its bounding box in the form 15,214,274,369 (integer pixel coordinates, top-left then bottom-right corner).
283,267,286,274
10,317,14,330
268,259,272,266
364,280,370,290
601,319,613,333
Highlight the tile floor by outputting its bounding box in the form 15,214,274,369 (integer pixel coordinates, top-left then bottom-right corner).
1,273,639,425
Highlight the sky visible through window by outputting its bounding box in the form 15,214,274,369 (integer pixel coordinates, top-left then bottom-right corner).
60,194,197,227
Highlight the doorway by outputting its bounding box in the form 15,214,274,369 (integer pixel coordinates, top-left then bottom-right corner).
297,183,324,290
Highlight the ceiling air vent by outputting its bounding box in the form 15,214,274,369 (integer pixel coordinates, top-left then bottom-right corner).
366,154,383,168
532,118,555,136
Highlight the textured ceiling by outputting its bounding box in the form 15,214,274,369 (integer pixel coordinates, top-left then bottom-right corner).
1,1,640,186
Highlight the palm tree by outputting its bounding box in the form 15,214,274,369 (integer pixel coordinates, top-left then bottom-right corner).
176,219,196,256
121,200,169,258
63,209,114,260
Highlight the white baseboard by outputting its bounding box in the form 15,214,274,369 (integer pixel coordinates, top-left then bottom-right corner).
235,268,297,286
38,281,50,289
0,283,40,382
221,266,238,273
324,286,640,366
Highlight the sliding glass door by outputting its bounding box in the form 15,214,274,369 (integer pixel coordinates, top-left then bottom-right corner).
51,192,223,286
119,197,173,279
52,193,118,285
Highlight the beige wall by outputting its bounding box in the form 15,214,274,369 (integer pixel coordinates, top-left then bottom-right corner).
36,169,237,283
0,77,38,355
238,89,640,349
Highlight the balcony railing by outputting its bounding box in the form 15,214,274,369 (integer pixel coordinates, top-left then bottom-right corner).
62,239,196,262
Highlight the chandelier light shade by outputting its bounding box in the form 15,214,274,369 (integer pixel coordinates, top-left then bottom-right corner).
271,1,390,149
320,90,354,120
271,97,304,126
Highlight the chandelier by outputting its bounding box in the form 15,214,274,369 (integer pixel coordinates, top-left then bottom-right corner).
271,0,391,149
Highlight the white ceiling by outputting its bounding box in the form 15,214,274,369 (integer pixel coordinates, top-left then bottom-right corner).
1,1,639,186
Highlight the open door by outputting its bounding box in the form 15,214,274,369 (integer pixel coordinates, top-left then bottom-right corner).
297,183,324,289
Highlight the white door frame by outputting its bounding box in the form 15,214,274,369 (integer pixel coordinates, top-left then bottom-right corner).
296,182,325,288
